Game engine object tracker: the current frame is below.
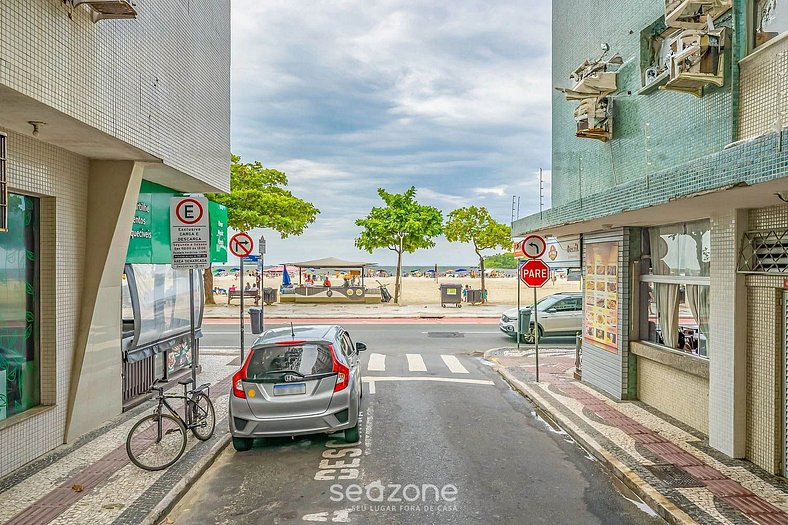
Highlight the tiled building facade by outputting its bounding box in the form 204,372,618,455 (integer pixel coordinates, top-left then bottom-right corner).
0,0,230,477
514,0,788,475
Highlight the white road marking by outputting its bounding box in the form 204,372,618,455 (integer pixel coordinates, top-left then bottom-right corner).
362,376,494,386
406,353,427,372
367,352,386,371
419,331,499,334
441,354,469,374
367,380,376,394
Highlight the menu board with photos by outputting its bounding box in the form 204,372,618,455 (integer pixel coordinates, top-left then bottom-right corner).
584,241,619,352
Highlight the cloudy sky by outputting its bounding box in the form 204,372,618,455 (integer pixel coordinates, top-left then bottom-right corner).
230,0,553,267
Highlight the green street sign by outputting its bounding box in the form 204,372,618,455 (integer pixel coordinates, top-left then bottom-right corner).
126,180,228,265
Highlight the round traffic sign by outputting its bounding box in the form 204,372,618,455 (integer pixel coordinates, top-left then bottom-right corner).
520,259,551,288
522,235,546,259
230,232,254,258
175,198,204,225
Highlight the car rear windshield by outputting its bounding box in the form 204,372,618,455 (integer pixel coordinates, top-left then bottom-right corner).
246,344,334,379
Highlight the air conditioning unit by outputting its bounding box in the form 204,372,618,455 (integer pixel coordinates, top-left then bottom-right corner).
72,0,137,22
574,97,612,142
665,0,732,29
662,28,725,96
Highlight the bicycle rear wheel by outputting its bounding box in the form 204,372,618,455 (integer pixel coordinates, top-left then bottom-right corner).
191,392,216,441
126,413,187,471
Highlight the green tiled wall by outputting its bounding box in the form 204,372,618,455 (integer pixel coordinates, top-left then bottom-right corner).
551,0,737,208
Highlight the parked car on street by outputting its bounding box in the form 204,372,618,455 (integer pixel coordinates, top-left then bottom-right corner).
500,292,583,342
229,324,365,451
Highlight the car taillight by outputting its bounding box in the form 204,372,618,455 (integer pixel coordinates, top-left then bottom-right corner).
328,343,349,392
232,350,253,398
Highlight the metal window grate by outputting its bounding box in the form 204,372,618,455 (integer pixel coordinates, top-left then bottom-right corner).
738,229,788,273
0,132,6,232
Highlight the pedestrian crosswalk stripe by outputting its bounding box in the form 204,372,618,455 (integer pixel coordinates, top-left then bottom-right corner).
406,353,426,372
440,355,469,374
367,353,386,371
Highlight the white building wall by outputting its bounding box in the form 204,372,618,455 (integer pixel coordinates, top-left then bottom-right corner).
0,0,230,191
0,128,88,477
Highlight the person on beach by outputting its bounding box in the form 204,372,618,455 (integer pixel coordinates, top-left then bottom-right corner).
323,277,332,287
462,286,468,302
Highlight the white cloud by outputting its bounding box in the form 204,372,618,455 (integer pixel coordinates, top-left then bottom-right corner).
230,0,553,265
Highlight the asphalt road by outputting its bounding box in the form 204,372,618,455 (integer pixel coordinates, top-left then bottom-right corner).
168,322,663,524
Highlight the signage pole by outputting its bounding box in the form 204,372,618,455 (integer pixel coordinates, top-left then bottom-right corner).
534,286,540,383
190,268,197,387
240,257,245,362
260,252,264,333
516,262,521,350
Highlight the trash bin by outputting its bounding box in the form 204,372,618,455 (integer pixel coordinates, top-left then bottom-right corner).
467,289,482,304
439,283,462,308
248,307,263,334
263,287,277,305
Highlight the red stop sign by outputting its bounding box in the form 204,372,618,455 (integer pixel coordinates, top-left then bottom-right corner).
520,259,551,288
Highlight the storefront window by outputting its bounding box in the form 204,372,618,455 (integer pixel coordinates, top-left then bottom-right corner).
641,220,710,358
0,194,40,420
754,0,788,48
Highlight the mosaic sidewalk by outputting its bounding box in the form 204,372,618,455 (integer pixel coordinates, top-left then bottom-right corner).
0,354,237,525
488,347,788,525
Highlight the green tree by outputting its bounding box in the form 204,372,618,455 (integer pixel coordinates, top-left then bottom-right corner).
204,154,319,304
355,187,443,304
483,252,517,269
444,206,511,303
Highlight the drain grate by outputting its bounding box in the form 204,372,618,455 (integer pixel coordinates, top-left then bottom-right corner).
644,464,704,488
427,332,464,338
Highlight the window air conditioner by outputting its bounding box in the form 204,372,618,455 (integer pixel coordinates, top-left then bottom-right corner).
665,0,732,29
72,0,137,22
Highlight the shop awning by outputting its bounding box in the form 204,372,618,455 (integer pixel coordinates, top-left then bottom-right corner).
287,257,376,269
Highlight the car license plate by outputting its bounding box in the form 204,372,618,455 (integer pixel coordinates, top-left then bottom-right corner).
273,383,306,396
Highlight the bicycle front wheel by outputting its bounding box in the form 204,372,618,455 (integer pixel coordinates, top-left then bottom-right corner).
126,413,187,471
191,393,216,441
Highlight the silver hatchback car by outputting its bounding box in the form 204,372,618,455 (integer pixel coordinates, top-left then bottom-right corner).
229,325,365,451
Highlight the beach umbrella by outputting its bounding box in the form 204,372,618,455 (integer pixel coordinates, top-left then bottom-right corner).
212,268,226,275
426,268,436,273
230,267,240,272
282,264,292,286
455,268,467,272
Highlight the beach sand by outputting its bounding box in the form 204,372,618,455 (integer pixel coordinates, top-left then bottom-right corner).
211,273,580,306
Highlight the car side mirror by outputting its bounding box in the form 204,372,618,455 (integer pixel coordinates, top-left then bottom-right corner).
356,342,367,352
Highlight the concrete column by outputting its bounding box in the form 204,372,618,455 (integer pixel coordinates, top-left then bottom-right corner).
65,161,143,441
708,209,748,457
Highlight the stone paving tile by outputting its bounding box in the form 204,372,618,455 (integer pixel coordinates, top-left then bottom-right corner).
493,348,788,525
2,354,237,525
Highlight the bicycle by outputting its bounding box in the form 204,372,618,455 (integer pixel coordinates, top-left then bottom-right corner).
126,378,216,471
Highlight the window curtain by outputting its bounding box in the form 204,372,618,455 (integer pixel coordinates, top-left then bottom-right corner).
655,283,679,348
685,284,710,344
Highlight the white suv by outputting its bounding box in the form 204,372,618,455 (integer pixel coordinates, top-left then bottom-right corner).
499,292,583,342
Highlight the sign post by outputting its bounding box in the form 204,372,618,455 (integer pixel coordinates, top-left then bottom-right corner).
259,235,266,333
170,196,210,387
519,236,549,382
230,232,254,361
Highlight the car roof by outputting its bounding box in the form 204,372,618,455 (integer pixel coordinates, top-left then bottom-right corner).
253,325,339,346
547,292,582,298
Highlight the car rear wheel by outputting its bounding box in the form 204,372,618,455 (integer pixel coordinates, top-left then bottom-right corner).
232,437,254,451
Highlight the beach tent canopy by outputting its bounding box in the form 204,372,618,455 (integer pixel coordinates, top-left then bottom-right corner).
264,265,285,273
287,257,377,269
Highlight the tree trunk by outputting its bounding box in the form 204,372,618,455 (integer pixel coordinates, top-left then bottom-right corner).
203,267,216,305
394,249,403,304
477,249,486,304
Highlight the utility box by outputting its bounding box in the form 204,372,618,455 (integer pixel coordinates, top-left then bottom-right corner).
467,289,483,304
439,283,462,308
262,287,277,305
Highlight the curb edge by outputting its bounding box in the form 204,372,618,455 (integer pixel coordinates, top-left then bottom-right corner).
140,431,231,525
495,366,698,525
